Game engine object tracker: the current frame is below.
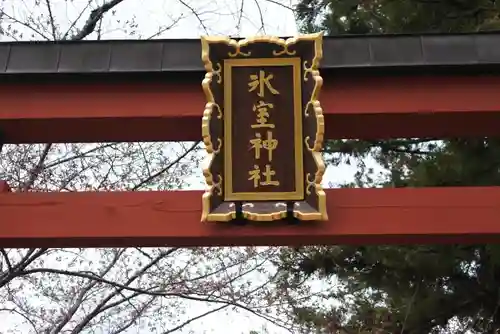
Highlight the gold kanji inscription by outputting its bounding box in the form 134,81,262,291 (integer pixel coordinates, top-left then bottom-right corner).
249,131,278,161
248,70,280,98
248,164,280,188
251,100,275,129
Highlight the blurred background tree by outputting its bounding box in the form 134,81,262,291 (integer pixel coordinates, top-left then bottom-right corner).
275,1,500,333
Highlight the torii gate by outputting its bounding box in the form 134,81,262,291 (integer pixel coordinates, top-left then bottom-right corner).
1,32,500,248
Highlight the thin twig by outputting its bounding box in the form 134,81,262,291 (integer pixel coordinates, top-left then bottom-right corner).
263,0,294,11
236,0,245,33
400,281,420,333
0,308,40,334
177,0,209,33
146,15,184,39
44,143,118,169
253,0,267,34
109,297,156,334
163,305,229,334
0,10,51,40
62,0,93,40
45,0,57,39
0,249,12,272
131,141,200,190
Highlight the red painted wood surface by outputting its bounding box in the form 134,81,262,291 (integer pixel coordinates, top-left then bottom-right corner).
1,187,499,248
1,75,500,143
0,181,10,193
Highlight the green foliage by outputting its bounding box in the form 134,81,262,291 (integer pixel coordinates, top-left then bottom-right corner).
296,0,500,34
278,244,500,333
282,1,500,333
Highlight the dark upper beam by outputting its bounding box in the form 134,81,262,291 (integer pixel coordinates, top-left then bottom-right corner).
1,32,500,74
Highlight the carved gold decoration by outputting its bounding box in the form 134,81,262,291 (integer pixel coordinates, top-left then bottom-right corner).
228,48,251,57
201,33,327,222
214,103,222,119
305,102,324,153
213,174,223,196
304,100,312,117
213,138,222,154
201,35,224,222
201,102,223,154
240,201,290,221
305,173,315,195
213,63,222,84
309,102,325,152
303,60,313,81
242,209,287,221
304,136,313,151
203,35,317,60
273,44,296,56
293,31,328,221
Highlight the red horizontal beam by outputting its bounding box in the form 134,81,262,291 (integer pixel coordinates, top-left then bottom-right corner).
2,75,500,143
1,187,500,248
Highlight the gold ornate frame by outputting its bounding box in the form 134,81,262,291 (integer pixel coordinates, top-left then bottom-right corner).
200,33,327,222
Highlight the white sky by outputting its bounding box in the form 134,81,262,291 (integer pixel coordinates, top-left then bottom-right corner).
0,1,384,333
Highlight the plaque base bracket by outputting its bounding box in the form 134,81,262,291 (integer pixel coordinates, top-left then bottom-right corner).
205,200,326,223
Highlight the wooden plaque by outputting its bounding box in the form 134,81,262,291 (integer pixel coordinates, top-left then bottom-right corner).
200,34,328,222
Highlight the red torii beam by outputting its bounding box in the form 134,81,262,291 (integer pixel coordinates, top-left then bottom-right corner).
1,187,499,248
1,75,500,143
1,34,500,247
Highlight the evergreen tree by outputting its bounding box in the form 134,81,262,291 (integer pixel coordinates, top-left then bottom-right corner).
278,1,500,333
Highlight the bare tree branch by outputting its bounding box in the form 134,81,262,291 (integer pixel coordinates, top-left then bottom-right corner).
263,0,294,11
44,143,118,169
45,0,57,39
61,0,93,40
0,248,48,288
0,308,40,334
22,143,52,191
253,0,267,34
81,290,144,320
18,265,293,331
163,304,229,334
131,141,200,190
236,0,245,33
0,249,12,272
50,249,125,334
0,10,51,40
70,248,178,333
177,0,209,33
72,0,126,41
146,14,185,39
109,296,157,334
